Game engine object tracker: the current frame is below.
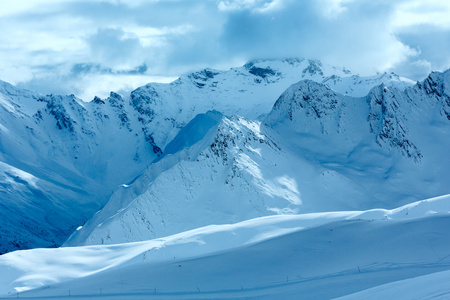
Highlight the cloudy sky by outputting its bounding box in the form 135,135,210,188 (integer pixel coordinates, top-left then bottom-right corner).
0,0,449,100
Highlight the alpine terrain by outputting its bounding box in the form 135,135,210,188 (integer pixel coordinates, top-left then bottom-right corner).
1,58,450,299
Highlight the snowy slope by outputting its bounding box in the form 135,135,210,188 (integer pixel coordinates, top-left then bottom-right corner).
0,160,105,253
264,70,450,198
337,270,450,300
66,69,450,247
0,82,161,253
1,195,450,299
67,110,382,246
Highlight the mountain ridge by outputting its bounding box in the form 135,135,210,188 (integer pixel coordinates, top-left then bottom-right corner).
66,70,450,246
0,59,447,253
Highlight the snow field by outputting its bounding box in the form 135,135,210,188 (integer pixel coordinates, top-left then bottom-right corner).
0,195,449,299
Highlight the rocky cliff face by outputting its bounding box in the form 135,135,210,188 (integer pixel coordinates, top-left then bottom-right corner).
410,70,450,120
365,85,421,161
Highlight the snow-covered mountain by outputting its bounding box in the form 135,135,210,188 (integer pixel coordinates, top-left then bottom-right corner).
1,59,450,299
0,58,416,253
130,58,413,148
0,82,162,254
65,69,450,247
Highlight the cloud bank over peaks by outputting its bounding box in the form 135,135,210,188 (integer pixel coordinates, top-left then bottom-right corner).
0,0,448,100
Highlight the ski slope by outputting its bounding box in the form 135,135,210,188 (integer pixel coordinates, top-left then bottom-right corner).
1,195,450,299
337,270,450,300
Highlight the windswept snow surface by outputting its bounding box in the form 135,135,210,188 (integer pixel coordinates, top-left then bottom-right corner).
1,195,450,299
336,270,450,300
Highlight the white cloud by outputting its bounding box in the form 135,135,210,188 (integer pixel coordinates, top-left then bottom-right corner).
316,0,354,18
0,0,63,16
0,0,449,99
69,73,177,101
0,66,33,86
412,59,432,68
393,0,450,29
217,0,282,12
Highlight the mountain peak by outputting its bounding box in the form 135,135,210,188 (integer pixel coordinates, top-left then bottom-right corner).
265,79,339,127
414,69,450,120
265,78,426,161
